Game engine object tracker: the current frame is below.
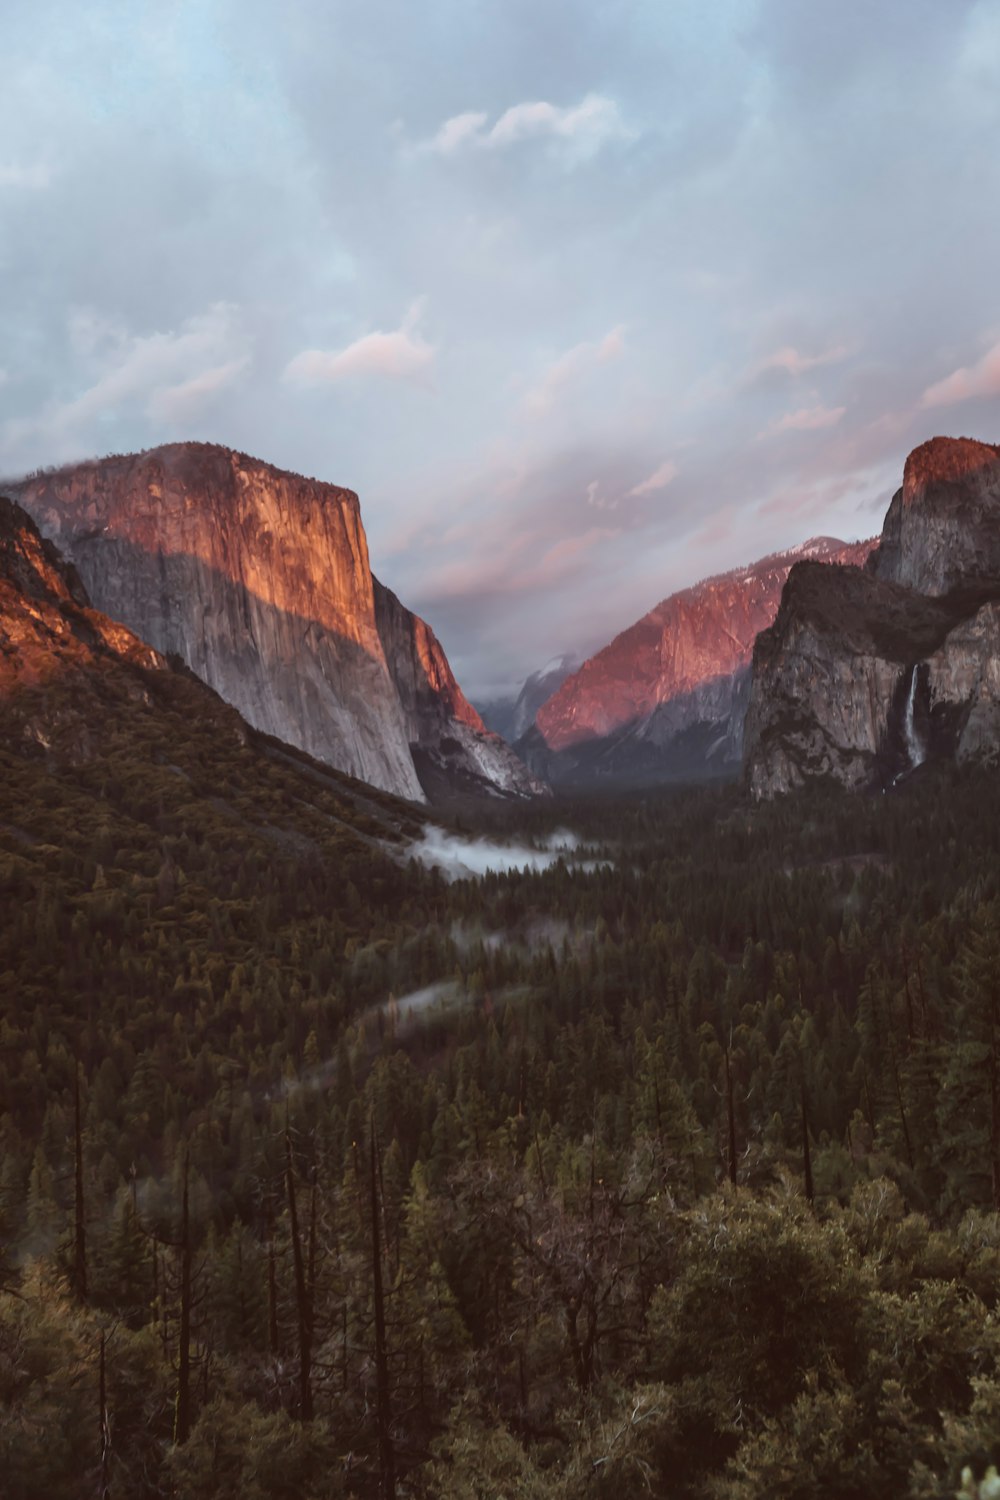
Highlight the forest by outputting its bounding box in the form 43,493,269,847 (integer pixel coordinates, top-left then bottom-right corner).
5,662,1000,1497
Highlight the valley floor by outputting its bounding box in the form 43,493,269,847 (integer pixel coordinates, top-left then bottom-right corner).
5,726,1000,1497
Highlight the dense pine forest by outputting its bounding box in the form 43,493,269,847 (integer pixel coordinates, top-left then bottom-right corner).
6,664,1000,1496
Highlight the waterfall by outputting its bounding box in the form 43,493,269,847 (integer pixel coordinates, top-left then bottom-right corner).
903,663,925,770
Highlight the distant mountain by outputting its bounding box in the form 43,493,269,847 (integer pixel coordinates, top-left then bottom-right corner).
745,437,1000,797
11,443,542,804
477,654,581,742
519,537,875,787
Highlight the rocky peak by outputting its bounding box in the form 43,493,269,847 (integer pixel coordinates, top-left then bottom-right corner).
745,434,1000,797
532,536,873,759
871,436,1000,596
373,580,546,799
10,443,542,803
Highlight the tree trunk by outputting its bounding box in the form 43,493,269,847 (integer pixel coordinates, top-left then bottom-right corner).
98,1327,111,1499
801,1083,814,1205
73,1060,87,1301
370,1126,395,1499
725,1047,738,1186
285,1132,313,1422
173,1154,192,1446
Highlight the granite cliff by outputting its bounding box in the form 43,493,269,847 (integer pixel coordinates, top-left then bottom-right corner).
373,579,545,799
0,492,170,757
10,444,540,803
519,537,872,787
744,437,1000,798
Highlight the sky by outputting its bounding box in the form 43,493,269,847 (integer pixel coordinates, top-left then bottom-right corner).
2,1,999,699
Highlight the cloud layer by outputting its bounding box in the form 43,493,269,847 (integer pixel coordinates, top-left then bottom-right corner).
2,1,998,696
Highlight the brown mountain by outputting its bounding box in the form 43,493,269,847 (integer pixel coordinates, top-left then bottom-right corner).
745,437,1000,797
10,443,540,803
521,536,873,786
0,492,169,759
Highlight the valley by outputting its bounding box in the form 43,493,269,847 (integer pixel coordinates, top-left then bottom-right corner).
5,434,1000,1497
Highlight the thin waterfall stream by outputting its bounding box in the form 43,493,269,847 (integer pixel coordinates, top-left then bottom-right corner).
903,663,925,771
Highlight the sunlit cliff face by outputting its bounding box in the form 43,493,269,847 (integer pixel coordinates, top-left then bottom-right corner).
535,537,875,752
9,443,543,803
745,437,1000,799
0,493,161,695
876,437,1000,598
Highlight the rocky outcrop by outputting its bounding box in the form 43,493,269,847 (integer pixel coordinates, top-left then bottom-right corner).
10,444,541,803
373,579,547,799
523,537,873,787
0,493,168,756
869,437,1000,595
745,437,1000,798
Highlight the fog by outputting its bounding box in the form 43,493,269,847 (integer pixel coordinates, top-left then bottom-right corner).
409,825,605,881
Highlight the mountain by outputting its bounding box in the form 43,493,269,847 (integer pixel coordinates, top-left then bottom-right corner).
477,654,581,742
373,579,546,800
744,437,1000,797
0,491,168,758
519,537,874,787
10,443,540,804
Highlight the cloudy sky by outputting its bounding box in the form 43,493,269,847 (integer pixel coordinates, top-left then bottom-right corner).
2,1,999,697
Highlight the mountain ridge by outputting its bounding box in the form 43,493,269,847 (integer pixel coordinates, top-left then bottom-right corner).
517,534,874,786
745,436,1000,796
9,442,541,804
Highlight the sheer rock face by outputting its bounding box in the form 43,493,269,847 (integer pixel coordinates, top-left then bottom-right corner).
373,579,547,799
871,437,1000,596
11,444,422,798
745,436,1000,798
10,443,539,802
524,537,872,786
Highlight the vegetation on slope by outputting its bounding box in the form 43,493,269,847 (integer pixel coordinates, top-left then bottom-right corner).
5,662,1000,1497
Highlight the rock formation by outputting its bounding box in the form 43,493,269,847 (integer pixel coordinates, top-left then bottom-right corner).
520,538,872,787
10,444,540,802
0,492,169,756
373,579,546,799
744,437,1000,798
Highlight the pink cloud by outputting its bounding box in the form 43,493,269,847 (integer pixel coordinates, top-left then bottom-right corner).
759,404,846,439
754,344,850,378
921,338,1000,407
284,300,435,385
627,458,678,497
522,325,624,416
147,357,249,422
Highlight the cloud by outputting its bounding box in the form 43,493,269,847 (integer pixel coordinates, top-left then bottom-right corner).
2,303,250,462
523,326,624,417
425,110,489,154
759,403,847,438
536,525,619,578
627,459,679,497
420,93,629,157
146,358,250,423
921,338,1000,407
754,344,850,377
284,300,435,385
